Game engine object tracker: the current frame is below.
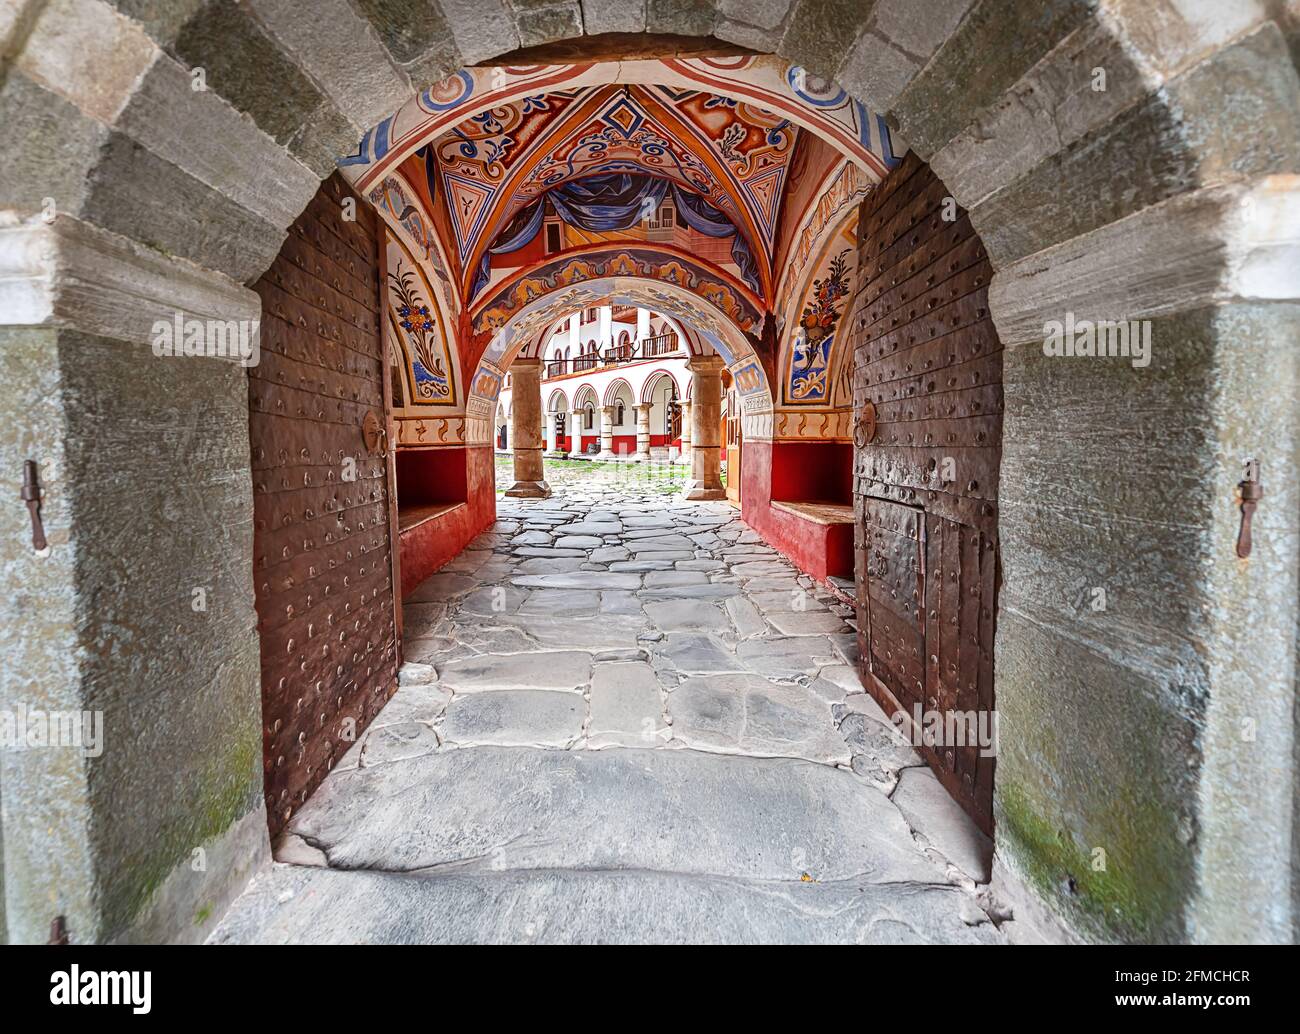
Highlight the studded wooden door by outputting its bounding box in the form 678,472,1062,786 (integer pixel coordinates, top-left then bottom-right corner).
248,173,399,837
848,152,1002,835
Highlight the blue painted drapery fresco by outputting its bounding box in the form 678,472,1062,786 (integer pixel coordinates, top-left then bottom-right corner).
470,173,760,298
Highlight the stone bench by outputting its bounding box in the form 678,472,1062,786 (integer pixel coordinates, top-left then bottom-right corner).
770,500,854,526
398,501,467,534
766,500,855,582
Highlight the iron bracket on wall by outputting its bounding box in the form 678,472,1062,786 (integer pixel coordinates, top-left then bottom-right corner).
1235,459,1263,559
21,459,46,552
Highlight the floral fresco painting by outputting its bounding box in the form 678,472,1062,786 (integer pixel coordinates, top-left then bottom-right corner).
386,232,459,407
785,248,850,404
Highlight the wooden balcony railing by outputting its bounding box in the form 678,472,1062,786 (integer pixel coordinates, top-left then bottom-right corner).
543,334,681,378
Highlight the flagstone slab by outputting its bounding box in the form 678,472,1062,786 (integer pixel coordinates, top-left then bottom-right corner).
406,571,480,601
372,684,451,727
554,521,623,536
675,558,724,571
765,610,853,636
441,690,585,749
643,570,709,587
643,599,731,632
510,547,587,558
628,536,697,552
623,516,676,528
402,602,448,637
736,636,839,676
458,586,529,616
507,615,644,651
741,576,804,593
514,573,643,590
212,864,1002,945
609,560,677,572
555,535,605,548
518,588,600,616
599,590,643,615
279,746,939,885
452,624,538,656
891,767,993,883
670,675,849,765
588,661,666,748
724,596,768,639
638,583,741,601
442,549,494,573
729,561,796,578
438,651,593,693
400,636,457,666
655,633,743,673
358,721,442,767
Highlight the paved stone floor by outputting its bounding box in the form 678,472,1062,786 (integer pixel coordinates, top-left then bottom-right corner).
214,466,1000,944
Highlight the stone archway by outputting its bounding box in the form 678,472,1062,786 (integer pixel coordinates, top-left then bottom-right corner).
1,3,1295,946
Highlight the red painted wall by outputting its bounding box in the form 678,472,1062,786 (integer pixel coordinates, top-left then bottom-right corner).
612,434,636,454
741,440,854,582
397,445,496,599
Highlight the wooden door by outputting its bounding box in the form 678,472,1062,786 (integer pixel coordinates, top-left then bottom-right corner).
248,172,399,837
848,152,1002,835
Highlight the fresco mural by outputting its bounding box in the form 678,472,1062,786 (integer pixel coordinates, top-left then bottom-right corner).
341,56,901,314
774,137,871,319
344,54,898,442
785,247,851,404
777,194,860,408
340,55,899,196
384,230,459,408
471,246,763,338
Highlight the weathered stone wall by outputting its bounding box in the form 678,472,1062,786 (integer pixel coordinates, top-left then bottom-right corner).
1,0,1296,943
0,220,268,944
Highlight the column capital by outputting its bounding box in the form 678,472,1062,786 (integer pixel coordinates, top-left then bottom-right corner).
686,353,726,374
510,356,543,370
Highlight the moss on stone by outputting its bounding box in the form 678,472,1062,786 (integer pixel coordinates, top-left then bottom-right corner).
997,781,1190,943
100,725,262,939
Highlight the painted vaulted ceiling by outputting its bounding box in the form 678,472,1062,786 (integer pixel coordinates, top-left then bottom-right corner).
352,56,903,427
406,83,800,305
349,57,900,319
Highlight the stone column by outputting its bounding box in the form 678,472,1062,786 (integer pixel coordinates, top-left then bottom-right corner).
504,358,550,497
567,414,584,458
597,405,616,459
633,402,653,462
675,401,693,464
683,355,726,499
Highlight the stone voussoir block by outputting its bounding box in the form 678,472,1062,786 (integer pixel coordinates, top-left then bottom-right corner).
891,0,1095,159
987,176,1300,346
438,0,521,66
247,0,415,132
581,0,648,35
0,213,261,345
